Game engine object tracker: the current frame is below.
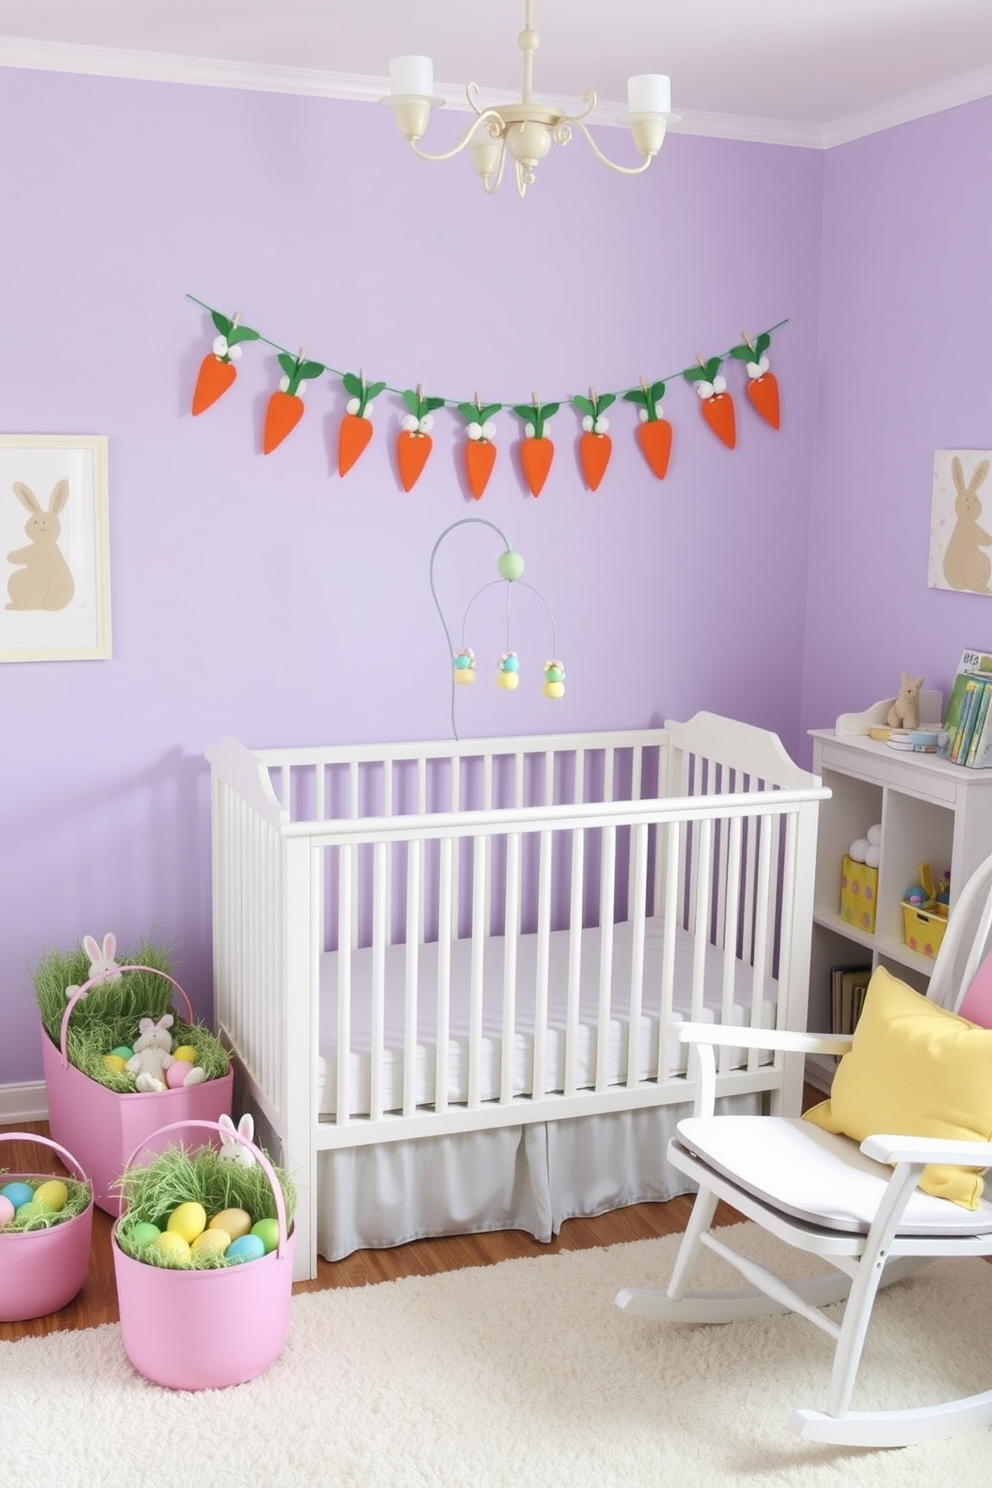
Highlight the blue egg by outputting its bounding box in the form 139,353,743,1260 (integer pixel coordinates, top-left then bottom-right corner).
225,1233,266,1265
1,1182,35,1210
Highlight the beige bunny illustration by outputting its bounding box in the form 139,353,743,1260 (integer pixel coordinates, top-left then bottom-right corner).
943,456,992,594
5,479,75,611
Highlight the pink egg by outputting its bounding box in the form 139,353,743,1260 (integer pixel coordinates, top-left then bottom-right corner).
0,1195,14,1226
166,1060,194,1089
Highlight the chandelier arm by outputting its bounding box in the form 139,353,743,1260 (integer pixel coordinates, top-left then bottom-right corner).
570,119,656,176
553,89,597,127
409,108,506,164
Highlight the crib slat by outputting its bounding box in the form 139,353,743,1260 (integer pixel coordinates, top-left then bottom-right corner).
467,833,487,1109
369,842,387,1123
532,829,552,1101
595,826,616,1093
402,839,421,1119
749,813,775,1072
336,845,354,1123
625,822,648,1087
657,820,681,1081
435,836,452,1113
689,816,714,1021
718,814,744,1077
564,827,585,1098
501,832,522,1104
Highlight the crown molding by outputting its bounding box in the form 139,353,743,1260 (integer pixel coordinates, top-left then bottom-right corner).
2,34,991,151
822,63,992,147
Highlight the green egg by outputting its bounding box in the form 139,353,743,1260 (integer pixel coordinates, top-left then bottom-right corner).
112,1046,133,1059
250,1217,280,1254
15,1201,47,1224
131,1221,162,1247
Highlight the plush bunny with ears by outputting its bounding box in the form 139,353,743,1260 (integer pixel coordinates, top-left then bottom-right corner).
126,1014,176,1093
218,1112,257,1166
65,931,121,1000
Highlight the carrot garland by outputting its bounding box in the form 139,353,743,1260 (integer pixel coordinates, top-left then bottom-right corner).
730,332,781,430
398,386,445,491
623,378,673,480
338,371,386,476
683,355,736,450
457,398,501,500
512,398,559,498
191,311,259,417
263,350,326,454
572,389,615,491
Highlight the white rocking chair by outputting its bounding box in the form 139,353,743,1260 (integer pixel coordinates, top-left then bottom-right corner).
617,849,992,1449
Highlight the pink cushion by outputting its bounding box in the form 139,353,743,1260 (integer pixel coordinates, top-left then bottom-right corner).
959,949,992,1028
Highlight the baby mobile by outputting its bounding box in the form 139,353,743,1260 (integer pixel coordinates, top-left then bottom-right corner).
187,294,786,497
429,517,563,740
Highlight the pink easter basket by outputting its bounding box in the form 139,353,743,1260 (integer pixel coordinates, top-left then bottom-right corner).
0,1132,94,1322
41,965,234,1217
112,1118,295,1390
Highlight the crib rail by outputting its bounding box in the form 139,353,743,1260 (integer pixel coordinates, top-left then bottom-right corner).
207,717,828,1282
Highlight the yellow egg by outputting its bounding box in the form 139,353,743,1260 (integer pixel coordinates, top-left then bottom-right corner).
172,1045,198,1064
191,1227,231,1259
33,1180,69,1212
152,1231,191,1263
103,1053,127,1072
167,1201,207,1243
209,1207,252,1242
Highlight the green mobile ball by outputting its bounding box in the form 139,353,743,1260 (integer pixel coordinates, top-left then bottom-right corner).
497,550,525,582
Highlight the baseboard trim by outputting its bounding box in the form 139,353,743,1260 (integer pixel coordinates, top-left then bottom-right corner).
0,1081,48,1124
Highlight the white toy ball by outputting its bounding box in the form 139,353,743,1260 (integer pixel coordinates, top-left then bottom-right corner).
864,845,880,868
867,824,882,846
849,839,870,863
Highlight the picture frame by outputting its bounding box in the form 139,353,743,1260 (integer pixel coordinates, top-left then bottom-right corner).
0,433,111,662
928,448,992,597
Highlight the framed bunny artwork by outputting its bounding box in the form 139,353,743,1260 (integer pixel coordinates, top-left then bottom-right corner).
0,433,111,662
929,448,992,597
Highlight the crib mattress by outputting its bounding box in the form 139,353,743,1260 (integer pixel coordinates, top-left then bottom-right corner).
317,918,775,1117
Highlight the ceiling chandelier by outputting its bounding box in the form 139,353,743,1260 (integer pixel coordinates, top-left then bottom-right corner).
380,0,678,199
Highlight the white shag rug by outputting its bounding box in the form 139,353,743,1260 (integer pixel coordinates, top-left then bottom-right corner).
5,1222,992,1487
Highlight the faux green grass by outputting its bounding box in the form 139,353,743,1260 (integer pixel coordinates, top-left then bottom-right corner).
30,937,229,1091
0,1175,92,1232
114,1142,297,1270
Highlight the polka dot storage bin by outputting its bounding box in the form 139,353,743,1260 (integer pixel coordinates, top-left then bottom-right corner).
840,854,878,934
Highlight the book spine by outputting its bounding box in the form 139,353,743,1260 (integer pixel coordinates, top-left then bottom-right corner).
951,679,981,763
966,681,992,766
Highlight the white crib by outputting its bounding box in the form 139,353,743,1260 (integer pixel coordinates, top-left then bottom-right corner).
207,713,828,1281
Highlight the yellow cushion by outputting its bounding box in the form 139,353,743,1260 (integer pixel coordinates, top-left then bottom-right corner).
803,965,992,1208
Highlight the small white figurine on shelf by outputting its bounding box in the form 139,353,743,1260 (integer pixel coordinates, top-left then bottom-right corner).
218,1112,257,1166
887,673,925,730
65,931,121,1000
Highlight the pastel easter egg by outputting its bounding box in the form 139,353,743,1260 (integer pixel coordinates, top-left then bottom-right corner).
0,1195,15,1225
152,1231,191,1263
225,1233,266,1264
33,1179,69,1212
165,1060,194,1088
251,1217,280,1254
130,1221,161,1247
191,1228,230,1259
15,1201,48,1224
1,1182,34,1211
171,1045,197,1065
103,1054,127,1073
111,1045,133,1060
209,1207,252,1242
167,1201,207,1243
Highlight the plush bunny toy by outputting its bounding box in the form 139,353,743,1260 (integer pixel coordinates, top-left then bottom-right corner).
65,931,121,1000
126,1014,207,1093
218,1112,257,1166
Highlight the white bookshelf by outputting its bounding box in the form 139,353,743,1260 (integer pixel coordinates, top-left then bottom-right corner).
806,693,992,1088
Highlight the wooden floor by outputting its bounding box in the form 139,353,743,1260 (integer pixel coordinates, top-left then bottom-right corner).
0,1113,763,1343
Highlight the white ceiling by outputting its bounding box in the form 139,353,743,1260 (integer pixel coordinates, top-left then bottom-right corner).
2,0,992,147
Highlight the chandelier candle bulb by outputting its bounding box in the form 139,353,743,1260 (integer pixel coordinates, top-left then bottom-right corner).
627,74,672,117
389,55,433,99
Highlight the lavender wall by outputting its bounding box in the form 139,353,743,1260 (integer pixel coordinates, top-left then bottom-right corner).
802,96,992,742
0,68,822,1085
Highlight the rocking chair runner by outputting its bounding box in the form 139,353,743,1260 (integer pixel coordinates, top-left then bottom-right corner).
617,849,992,1449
